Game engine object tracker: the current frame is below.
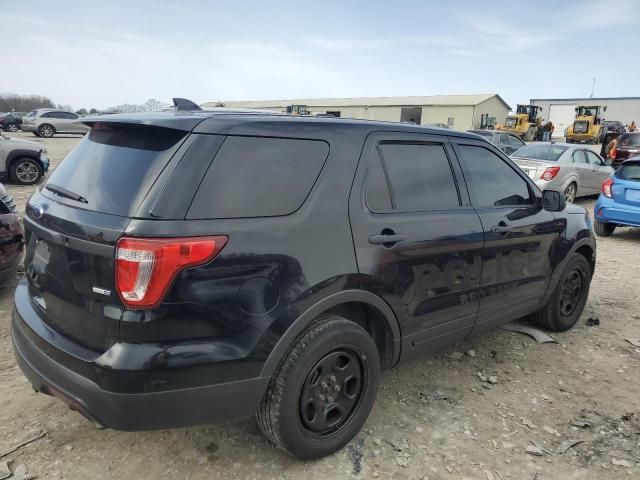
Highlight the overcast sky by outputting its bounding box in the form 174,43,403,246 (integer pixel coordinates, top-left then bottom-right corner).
2,0,639,110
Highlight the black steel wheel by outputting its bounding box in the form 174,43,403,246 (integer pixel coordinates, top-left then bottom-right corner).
299,349,365,437
530,254,591,332
257,316,380,460
559,269,582,317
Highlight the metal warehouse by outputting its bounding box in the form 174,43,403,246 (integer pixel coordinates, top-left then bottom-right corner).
205,94,510,131
530,97,640,137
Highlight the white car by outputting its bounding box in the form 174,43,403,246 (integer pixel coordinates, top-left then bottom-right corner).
0,134,49,184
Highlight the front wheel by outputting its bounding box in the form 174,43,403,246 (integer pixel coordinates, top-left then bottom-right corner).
530,254,591,332
256,316,380,460
594,219,616,237
5,123,18,132
10,158,44,185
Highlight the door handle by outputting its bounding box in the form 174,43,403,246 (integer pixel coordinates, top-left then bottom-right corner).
368,233,406,245
491,224,513,234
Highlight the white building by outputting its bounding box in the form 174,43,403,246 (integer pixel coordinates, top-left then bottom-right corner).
530,97,640,137
204,94,510,131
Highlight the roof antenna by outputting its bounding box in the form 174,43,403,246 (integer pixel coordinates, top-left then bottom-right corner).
173,98,202,111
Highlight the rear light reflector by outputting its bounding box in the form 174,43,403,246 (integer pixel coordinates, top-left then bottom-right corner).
602,178,613,198
541,166,561,181
115,236,228,308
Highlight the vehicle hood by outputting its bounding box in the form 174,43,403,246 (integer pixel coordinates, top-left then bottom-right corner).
1,135,43,152
564,203,587,215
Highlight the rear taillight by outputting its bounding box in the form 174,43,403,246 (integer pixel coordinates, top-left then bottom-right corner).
609,145,617,159
541,166,561,181
115,236,228,308
602,178,613,198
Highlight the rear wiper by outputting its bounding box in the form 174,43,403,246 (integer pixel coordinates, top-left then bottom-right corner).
45,184,88,204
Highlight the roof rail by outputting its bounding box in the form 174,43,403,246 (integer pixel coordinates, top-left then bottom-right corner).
173,98,202,111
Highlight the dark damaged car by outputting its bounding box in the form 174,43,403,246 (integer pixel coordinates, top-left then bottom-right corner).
12,105,596,459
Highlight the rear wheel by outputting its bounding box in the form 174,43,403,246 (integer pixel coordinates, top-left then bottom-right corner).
10,158,44,185
530,254,591,332
38,124,55,138
564,183,577,203
594,219,616,237
256,316,380,459
5,123,18,132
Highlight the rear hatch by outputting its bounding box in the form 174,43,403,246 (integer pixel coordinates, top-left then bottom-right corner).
23,122,190,351
615,134,640,162
612,161,640,207
511,158,555,181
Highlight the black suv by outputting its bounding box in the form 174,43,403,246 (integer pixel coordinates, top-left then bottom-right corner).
12,106,595,459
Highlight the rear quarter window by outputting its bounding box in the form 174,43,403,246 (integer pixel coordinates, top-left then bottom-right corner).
186,136,329,219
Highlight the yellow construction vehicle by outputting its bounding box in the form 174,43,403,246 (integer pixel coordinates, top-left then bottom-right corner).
565,105,605,143
496,104,541,141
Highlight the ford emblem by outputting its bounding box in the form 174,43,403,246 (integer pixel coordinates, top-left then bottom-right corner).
31,203,44,219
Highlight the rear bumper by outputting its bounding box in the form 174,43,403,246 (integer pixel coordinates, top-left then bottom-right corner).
594,197,640,227
11,283,269,431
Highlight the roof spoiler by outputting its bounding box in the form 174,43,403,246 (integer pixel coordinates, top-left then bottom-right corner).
173,98,202,111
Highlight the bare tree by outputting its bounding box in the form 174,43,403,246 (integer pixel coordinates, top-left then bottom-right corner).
143,98,166,112
0,93,55,112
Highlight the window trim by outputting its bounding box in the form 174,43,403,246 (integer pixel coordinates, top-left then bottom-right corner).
364,138,464,214
452,140,538,209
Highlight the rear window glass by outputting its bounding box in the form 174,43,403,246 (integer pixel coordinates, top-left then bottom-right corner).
619,134,640,147
618,163,640,180
512,144,568,161
470,131,493,138
187,136,329,219
43,123,186,216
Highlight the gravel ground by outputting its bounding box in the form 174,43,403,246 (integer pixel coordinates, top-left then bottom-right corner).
1,132,638,480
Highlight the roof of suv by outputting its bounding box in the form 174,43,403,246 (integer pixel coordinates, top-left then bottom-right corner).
80,109,482,139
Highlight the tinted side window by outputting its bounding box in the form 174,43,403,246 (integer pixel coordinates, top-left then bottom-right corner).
458,145,532,207
377,143,460,211
365,150,392,211
62,112,78,120
187,136,329,219
509,135,525,148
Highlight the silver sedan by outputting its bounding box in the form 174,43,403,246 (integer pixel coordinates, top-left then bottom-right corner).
510,143,615,202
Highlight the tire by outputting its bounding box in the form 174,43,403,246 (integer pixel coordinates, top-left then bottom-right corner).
256,316,381,460
5,123,18,132
530,254,591,332
10,158,44,185
37,124,55,138
564,183,577,203
594,219,616,237
524,127,535,142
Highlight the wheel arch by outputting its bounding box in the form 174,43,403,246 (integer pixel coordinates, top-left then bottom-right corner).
259,289,401,378
542,238,595,305
5,149,43,174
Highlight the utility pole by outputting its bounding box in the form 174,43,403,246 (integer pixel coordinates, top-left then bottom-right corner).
590,77,596,98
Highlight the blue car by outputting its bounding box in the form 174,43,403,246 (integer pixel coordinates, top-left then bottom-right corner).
594,157,640,236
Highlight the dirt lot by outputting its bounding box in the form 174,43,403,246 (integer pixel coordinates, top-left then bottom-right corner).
1,133,638,480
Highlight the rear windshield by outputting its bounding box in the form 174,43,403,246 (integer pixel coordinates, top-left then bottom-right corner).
470,131,493,138
618,162,640,180
512,144,568,161
43,123,186,216
619,133,640,147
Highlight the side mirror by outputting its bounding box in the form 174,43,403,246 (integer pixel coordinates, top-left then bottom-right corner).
542,189,566,212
